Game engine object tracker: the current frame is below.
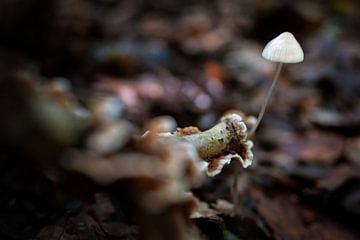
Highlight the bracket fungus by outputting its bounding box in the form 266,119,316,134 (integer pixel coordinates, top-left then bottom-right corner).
249,32,304,137
175,113,254,177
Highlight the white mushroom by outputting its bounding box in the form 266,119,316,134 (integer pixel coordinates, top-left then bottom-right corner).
249,32,304,136
262,32,304,63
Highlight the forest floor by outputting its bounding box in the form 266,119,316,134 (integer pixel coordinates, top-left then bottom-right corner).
0,0,360,239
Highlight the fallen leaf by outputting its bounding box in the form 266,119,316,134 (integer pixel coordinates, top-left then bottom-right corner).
300,131,344,164
345,137,360,166
317,164,360,191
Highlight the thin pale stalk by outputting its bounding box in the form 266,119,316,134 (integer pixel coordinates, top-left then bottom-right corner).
248,62,283,137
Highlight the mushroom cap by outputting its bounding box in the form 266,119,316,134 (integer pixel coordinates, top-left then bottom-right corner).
262,32,304,63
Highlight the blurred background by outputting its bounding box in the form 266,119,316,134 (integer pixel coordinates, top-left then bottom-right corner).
0,0,359,239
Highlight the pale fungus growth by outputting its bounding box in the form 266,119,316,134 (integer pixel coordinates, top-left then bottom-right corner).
175,113,254,176
249,32,304,137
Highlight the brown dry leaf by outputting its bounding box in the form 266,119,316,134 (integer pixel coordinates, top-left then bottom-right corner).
85,120,135,155
345,137,360,166
36,218,74,240
62,130,205,213
211,199,235,216
36,213,106,240
61,151,166,185
133,132,205,212
69,213,106,240
100,222,138,240
84,193,116,222
300,131,344,164
250,188,358,240
316,164,360,191
270,130,343,165
189,195,221,220
250,189,304,240
306,222,358,240
145,116,177,133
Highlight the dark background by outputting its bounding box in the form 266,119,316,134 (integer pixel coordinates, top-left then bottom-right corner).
0,0,359,239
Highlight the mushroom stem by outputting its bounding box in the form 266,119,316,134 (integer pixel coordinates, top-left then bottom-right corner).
248,62,283,137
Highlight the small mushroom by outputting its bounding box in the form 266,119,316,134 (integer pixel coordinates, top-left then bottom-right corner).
249,32,304,136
